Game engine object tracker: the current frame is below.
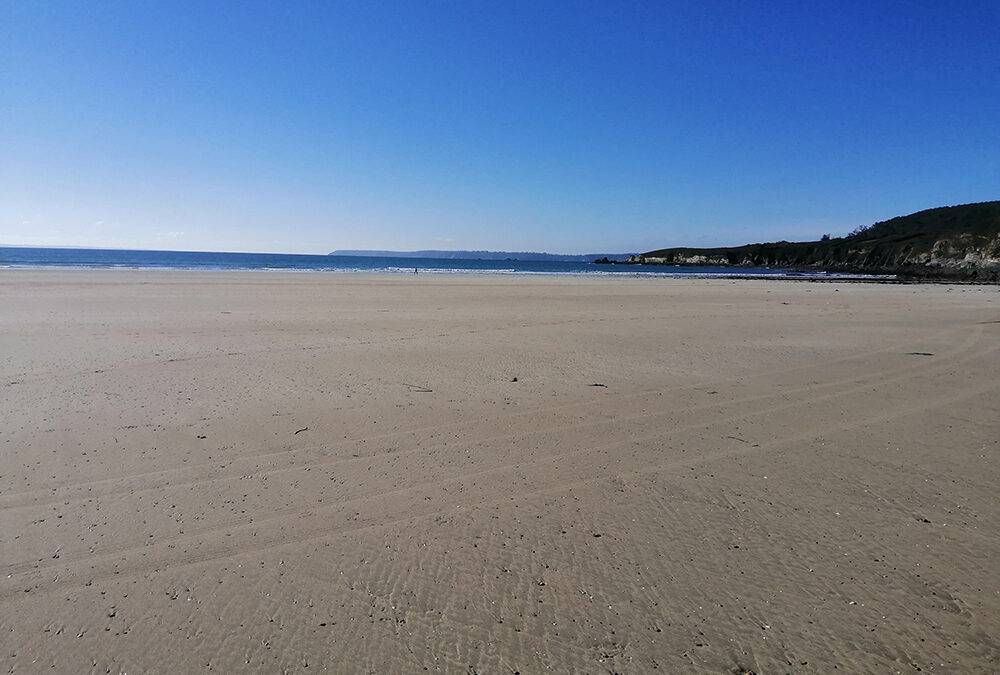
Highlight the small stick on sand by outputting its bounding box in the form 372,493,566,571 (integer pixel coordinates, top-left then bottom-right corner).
403,383,433,392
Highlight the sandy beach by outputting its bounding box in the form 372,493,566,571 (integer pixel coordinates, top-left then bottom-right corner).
1,270,998,673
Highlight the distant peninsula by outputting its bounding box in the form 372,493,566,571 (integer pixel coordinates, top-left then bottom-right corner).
625,201,1000,281
329,249,635,263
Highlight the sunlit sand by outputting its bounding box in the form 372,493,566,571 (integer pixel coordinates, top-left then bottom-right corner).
2,270,998,672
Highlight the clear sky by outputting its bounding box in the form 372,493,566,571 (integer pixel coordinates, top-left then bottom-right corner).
2,1,998,254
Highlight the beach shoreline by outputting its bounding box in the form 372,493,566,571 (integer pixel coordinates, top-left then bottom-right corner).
2,270,998,672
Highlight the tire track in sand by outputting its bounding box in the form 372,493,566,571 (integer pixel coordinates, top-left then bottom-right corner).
0,322,982,511
4,332,995,596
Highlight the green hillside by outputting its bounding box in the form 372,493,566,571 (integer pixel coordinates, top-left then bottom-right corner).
632,201,1000,279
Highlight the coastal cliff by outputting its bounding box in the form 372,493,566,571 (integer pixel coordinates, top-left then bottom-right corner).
628,201,1000,280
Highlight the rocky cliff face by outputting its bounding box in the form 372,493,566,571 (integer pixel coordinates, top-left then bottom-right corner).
921,233,1000,269
630,202,1000,280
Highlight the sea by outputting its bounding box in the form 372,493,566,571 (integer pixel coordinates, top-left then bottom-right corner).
0,247,870,279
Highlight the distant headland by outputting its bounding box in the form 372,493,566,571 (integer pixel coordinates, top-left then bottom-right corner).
329,249,635,263
620,201,1000,281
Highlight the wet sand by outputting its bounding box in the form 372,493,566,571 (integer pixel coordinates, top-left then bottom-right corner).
2,270,998,673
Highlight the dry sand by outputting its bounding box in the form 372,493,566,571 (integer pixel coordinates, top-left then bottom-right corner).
1,270,998,673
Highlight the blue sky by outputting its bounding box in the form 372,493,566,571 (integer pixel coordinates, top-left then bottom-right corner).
2,1,998,254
